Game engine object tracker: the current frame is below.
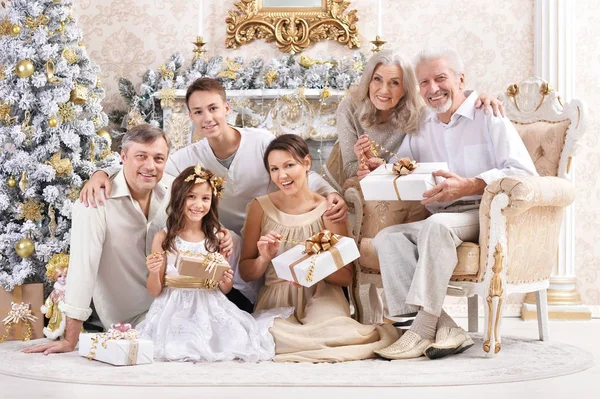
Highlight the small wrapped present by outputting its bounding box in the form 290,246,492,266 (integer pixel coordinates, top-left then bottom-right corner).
168,251,231,290
79,323,153,366
360,159,449,201
273,230,360,287
0,284,44,342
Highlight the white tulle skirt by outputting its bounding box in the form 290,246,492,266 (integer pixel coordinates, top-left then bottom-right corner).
137,287,293,362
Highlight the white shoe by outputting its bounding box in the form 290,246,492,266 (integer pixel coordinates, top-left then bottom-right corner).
424,327,474,359
374,331,432,360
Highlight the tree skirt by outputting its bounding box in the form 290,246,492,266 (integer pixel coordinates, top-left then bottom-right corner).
0,335,593,387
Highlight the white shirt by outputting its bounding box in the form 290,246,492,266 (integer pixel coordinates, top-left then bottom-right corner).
164,127,336,235
61,171,172,328
395,91,538,213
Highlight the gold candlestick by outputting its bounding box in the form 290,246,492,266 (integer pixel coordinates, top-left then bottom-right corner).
193,36,207,60
370,36,386,52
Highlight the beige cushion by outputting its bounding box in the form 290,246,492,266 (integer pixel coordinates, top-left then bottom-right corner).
358,239,480,278
513,119,570,177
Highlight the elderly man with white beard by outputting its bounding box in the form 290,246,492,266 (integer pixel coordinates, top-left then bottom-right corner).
371,48,538,360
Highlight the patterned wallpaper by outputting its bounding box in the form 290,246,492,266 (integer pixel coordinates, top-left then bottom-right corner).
71,0,599,309
575,0,600,310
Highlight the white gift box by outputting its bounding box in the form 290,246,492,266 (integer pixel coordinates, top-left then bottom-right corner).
79,332,153,366
273,235,360,287
360,162,449,201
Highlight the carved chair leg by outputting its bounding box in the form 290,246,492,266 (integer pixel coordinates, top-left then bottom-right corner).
468,295,479,333
484,243,505,355
484,295,493,353
536,289,549,341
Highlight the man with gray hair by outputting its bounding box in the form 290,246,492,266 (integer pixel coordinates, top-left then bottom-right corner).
372,48,537,360
24,124,231,355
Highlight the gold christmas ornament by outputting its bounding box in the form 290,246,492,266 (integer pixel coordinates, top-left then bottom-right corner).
7,176,16,188
19,171,27,192
21,110,34,143
15,238,35,258
45,59,60,84
58,102,75,122
157,88,176,108
17,199,45,222
15,59,34,78
11,25,20,35
0,100,13,124
126,110,144,127
89,138,96,163
24,15,49,30
96,129,112,142
157,64,174,80
97,129,113,159
46,152,73,176
61,48,77,64
67,186,80,201
91,115,102,129
0,64,5,80
48,116,58,127
264,70,278,87
55,21,65,34
0,17,14,36
69,83,88,105
47,205,57,238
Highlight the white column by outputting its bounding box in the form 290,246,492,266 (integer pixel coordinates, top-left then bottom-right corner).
522,0,590,320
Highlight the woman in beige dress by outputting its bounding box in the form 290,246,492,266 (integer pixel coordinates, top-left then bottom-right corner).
240,134,398,363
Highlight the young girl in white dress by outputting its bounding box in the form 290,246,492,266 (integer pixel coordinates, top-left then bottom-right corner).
137,164,292,362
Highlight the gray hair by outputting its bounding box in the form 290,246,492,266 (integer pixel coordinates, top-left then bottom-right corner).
350,49,423,134
121,124,170,153
413,47,465,76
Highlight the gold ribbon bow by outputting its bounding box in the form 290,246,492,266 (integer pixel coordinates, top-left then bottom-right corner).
86,327,141,365
289,230,344,284
0,286,38,342
389,158,419,201
392,157,419,176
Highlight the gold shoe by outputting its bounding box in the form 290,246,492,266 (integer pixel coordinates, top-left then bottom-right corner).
424,327,474,359
374,331,432,360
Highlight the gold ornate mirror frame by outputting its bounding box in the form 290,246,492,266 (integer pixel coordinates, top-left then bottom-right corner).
225,0,359,54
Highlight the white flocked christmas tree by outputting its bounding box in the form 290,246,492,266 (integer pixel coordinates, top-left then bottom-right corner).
0,0,119,292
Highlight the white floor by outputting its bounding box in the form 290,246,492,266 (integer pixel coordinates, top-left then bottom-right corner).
1,318,598,399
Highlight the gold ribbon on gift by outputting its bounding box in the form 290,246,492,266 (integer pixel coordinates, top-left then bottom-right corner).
288,230,344,284
390,157,419,201
165,250,228,289
165,275,220,290
0,286,38,342
86,328,141,363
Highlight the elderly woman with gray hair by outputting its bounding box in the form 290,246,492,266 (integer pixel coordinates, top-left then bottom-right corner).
336,49,504,181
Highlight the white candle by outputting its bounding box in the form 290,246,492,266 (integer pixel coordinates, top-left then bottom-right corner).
197,0,203,37
377,0,382,37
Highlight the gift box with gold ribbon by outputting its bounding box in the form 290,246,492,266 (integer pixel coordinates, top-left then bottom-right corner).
360,160,449,201
79,323,153,366
0,283,44,342
166,251,231,290
273,230,360,287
